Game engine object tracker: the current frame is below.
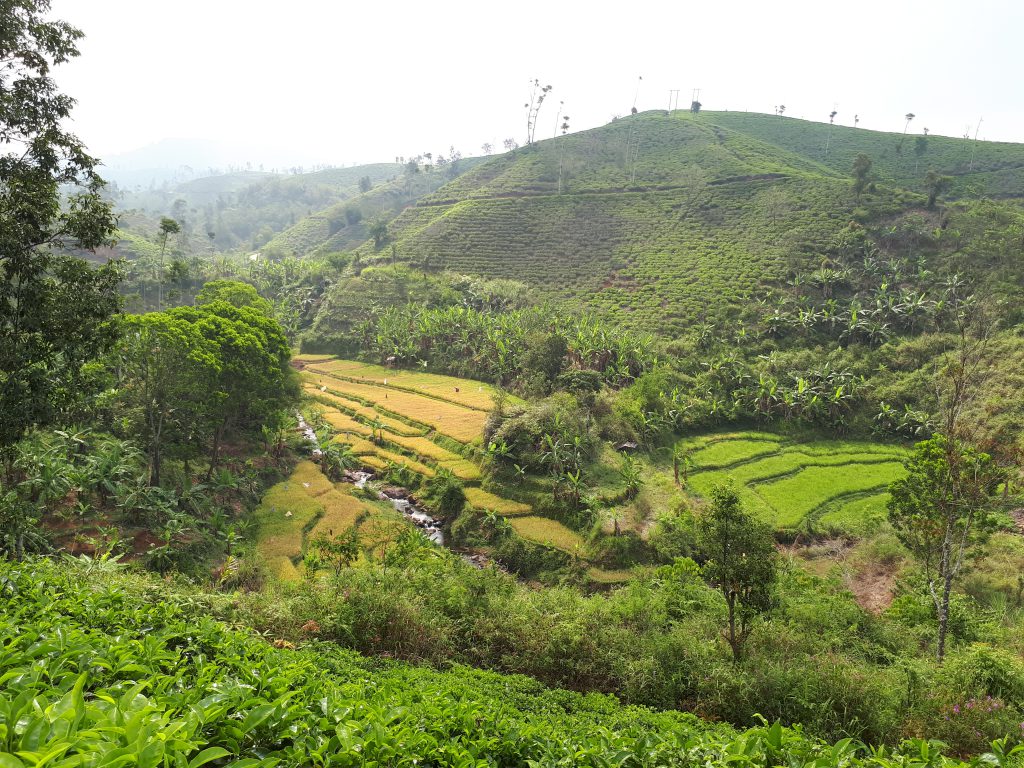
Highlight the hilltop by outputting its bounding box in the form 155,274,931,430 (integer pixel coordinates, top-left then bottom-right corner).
706,111,1024,198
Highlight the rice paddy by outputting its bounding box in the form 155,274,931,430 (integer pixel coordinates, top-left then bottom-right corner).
297,355,535,532
509,516,587,552
678,431,908,535
253,460,405,581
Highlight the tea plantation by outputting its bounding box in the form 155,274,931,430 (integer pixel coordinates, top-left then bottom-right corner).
1,556,1011,767
340,112,915,333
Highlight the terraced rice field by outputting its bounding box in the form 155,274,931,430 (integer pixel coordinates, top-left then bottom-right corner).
297,357,620,564
253,460,381,580
302,368,486,442
298,356,554,519
678,431,907,535
307,359,502,411
509,516,586,552
251,460,447,581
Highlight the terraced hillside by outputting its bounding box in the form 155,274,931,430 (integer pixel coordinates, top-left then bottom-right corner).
314,111,1024,335
254,459,396,580
297,356,587,554
707,111,1024,199
342,112,906,333
678,431,907,536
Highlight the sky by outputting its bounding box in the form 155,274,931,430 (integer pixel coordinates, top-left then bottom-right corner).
50,0,1024,173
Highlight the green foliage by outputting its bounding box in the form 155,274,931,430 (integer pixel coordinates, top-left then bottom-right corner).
697,484,778,660
888,434,1005,660
0,3,163,455
5,556,1004,767
422,469,466,516
114,298,297,478
195,279,274,315
679,431,907,535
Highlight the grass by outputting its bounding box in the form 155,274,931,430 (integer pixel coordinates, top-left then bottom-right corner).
587,567,635,584
678,431,908,534
509,516,586,552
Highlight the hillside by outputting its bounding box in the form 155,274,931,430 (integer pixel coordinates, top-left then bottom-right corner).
324,111,1024,335
707,111,1024,199
337,112,900,333
114,162,404,252
265,156,489,257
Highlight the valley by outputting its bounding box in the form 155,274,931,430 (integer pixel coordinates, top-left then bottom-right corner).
4,3,1024,764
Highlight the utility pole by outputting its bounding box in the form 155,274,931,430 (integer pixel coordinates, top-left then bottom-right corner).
668,89,680,112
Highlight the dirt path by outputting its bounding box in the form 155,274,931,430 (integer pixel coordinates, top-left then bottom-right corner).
781,538,897,615
845,568,897,614
1011,508,1024,534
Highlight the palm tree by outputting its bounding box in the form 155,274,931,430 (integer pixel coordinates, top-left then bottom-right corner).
898,113,915,151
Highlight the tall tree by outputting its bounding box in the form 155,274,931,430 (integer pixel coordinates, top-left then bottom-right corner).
116,312,218,485
168,300,297,475
156,217,180,310
924,170,952,209
888,434,1003,662
1,0,121,457
697,484,778,661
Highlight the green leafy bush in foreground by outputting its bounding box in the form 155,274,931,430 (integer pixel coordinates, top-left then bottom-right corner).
1,558,1022,766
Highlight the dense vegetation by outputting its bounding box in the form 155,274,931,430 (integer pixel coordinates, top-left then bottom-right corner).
5,2,1024,763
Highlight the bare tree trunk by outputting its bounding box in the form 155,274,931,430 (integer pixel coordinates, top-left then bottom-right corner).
936,543,953,663
727,592,739,662
206,420,227,481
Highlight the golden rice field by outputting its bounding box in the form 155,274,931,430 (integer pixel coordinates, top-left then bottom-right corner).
254,460,406,581
296,356,647,563
464,487,532,516
304,386,424,436
300,370,486,442
305,359,501,411
508,516,586,552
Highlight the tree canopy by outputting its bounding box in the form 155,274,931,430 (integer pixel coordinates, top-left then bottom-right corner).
1,0,121,452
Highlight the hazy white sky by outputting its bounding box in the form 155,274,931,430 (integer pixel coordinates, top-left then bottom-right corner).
51,0,1024,169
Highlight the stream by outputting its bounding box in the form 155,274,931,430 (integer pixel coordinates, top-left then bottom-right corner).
297,413,463,554
343,470,444,545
